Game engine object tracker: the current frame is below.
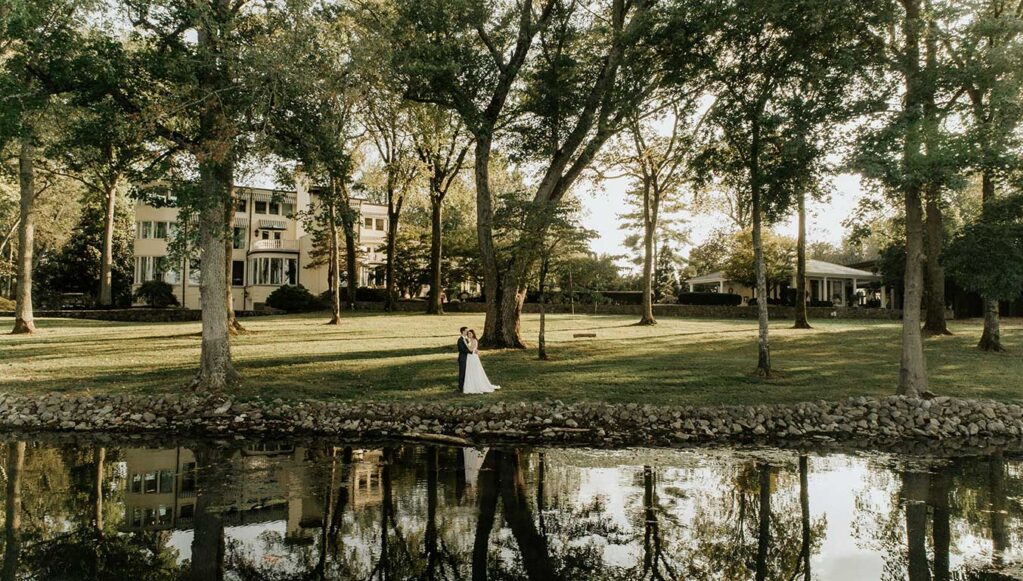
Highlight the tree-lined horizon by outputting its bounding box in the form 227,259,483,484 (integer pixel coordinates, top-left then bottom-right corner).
3,0,1022,395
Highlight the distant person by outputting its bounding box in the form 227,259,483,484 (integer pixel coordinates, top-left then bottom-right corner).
457,327,470,391
460,329,500,394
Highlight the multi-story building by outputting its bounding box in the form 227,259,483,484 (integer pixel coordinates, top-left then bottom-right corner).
132,180,390,310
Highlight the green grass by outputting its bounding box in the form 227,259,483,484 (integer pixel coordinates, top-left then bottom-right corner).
1,312,1021,406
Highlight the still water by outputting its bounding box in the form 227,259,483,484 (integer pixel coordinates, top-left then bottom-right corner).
0,439,1019,580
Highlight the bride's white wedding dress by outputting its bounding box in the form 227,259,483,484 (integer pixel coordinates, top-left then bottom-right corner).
463,340,500,394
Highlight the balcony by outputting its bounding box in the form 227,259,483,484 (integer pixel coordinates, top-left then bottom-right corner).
250,239,299,252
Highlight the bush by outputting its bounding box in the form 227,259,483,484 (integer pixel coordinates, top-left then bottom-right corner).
809,299,834,307
132,280,179,308
266,284,323,313
677,292,742,306
355,287,389,302
0,296,14,310
600,290,644,305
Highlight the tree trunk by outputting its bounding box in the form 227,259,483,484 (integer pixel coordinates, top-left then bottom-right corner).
327,199,341,325
98,178,120,307
192,160,239,393
1,442,25,581
752,196,771,376
990,452,1009,567
794,191,811,329
385,209,399,311
224,195,243,334
755,463,771,581
11,139,36,334
93,447,106,535
903,471,930,581
639,210,656,326
427,195,444,315
923,178,949,336
472,449,500,581
898,0,928,397
798,455,811,581
538,257,548,360
978,172,1003,351
930,469,950,581
190,447,226,581
500,451,557,581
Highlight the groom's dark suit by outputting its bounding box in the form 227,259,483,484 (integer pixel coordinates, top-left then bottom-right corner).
457,335,470,391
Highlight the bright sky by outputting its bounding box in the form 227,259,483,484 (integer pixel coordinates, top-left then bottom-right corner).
580,172,866,269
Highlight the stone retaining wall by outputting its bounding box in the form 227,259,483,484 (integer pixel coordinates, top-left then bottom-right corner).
0,308,277,322
356,301,903,320
0,393,1018,449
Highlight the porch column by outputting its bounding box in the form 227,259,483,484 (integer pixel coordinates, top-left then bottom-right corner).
840,279,846,305
718,280,724,293
880,285,887,308
852,277,858,305
822,276,829,301
688,282,694,292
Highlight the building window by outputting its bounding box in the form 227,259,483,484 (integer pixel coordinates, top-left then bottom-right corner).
159,470,174,493
135,256,169,284
141,221,153,239
181,463,197,493
232,227,245,249
364,217,373,229
250,257,297,286
188,259,201,286
282,202,294,216
255,201,267,214
237,199,246,213
154,221,168,239
131,474,142,493
144,472,158,493
269,201,280,215
167,222,178,238
232,261,245,286
375,218,385,231
164,267,181,285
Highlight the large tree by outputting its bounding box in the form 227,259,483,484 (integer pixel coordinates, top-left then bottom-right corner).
392,0,689,348
124,0,300,391
942,0,1023,351
685,0,882,375
602,101,695,325
410,104,472,315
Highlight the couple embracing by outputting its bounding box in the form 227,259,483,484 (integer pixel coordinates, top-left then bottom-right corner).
456,327,501,394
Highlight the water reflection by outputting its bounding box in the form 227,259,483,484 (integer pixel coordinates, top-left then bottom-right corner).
0,440,1020,580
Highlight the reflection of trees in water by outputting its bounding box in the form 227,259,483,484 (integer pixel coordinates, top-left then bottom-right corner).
680,457,826,581
854,455,1023,580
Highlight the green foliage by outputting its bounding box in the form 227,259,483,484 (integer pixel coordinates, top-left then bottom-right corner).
945,196,1023,301
132,280,179,308
266,284,323,313
721,229,796,289
35,195,134,306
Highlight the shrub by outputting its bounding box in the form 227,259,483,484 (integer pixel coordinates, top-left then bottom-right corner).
266,284,323,313
132,280,179,308
600,290,644,305
0,296,14,310
677,292,742,306
355,287,389,302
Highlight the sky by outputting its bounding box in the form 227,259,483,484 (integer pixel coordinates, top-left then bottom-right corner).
579,172,867,271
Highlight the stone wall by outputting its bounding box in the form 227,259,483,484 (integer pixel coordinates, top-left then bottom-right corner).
0,308,276,323
353,300,903,320
0,393,1020,451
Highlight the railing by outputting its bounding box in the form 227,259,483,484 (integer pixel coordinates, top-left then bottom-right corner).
250,239,299,252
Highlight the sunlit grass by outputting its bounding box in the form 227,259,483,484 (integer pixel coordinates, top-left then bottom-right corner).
1,312,1020,407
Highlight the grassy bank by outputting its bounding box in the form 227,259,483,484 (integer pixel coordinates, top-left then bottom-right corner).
1,312,1020,406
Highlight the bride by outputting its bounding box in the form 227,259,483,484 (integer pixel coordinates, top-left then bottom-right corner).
462,330,501,394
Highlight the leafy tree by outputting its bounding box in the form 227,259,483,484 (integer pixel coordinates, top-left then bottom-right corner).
410,103,472,315
391,0,693,348
944,195,1023,349
942,0,1023,350
603,100,695,325
35,194,133,306
722,229,797,292
685,0,884,375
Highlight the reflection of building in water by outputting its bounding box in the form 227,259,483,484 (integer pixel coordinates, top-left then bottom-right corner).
119,445,388,541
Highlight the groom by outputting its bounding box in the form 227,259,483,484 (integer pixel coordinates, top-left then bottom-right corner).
457,327,470,392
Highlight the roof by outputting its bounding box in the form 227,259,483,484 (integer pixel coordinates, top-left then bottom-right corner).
688,259,878,284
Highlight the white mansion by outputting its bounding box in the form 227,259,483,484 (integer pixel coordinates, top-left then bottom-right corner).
132,179,390,310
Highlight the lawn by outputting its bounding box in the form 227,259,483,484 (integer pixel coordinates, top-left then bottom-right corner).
0,312,1020,407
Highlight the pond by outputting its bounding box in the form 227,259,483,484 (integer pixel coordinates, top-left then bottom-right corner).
0,439,1019,580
